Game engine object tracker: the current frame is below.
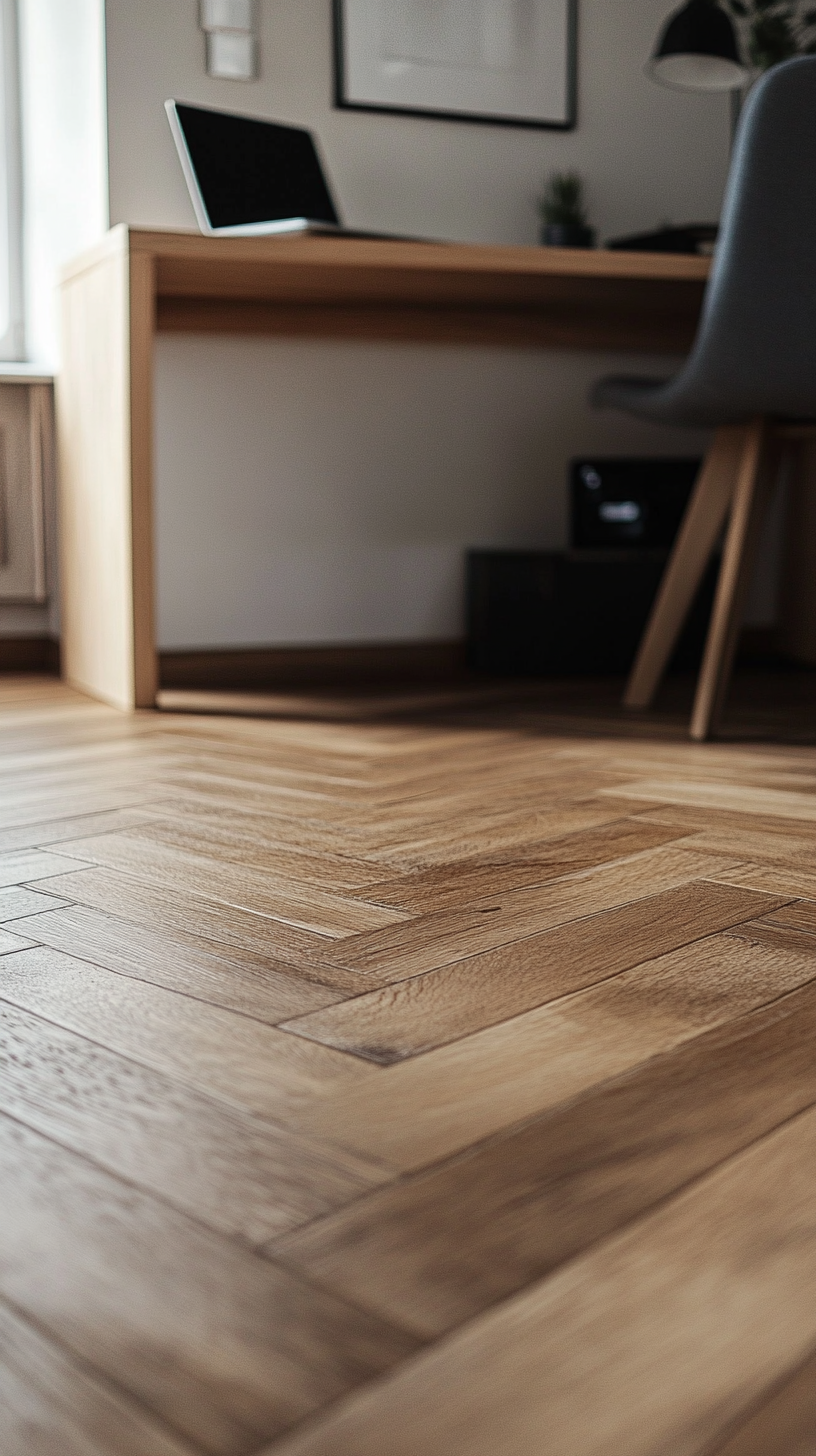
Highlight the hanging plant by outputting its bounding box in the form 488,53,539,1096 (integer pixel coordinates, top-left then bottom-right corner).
725,1,816,70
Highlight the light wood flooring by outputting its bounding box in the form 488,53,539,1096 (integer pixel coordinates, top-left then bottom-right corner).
1,672,815,1456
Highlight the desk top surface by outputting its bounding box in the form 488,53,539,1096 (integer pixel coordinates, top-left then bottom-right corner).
63,224,711,290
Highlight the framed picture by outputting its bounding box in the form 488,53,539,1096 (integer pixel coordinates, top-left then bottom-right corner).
333,0,577,131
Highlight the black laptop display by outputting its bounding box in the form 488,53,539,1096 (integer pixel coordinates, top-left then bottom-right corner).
166,101,341,235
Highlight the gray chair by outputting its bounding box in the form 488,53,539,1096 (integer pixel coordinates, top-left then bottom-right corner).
592,55,816,740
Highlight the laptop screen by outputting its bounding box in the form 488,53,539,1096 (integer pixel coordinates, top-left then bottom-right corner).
172,103,340,230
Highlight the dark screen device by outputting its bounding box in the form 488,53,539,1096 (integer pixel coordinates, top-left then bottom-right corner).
166,100,341,235
166,99,431,241
466,549,718,676
570,458,701,549
605,224,718,256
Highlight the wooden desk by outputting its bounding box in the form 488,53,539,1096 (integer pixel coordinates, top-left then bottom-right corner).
57,225,709,710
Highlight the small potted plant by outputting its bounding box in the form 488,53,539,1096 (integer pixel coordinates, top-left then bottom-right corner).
538,171,595,248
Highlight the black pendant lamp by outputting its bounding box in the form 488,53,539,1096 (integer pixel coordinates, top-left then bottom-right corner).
648,0,750,90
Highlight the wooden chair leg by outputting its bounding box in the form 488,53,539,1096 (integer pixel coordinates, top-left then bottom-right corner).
624,425,746,709
690,418,780,741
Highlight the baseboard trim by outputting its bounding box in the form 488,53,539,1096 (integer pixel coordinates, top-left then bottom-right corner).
0,636,60,674
158,640,468,691
1,629,795,689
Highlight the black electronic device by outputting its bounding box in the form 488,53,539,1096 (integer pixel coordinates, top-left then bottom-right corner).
605,223,718,256
166,100,430,241
167,101,340,234
466,549,717,677
570,458,700,549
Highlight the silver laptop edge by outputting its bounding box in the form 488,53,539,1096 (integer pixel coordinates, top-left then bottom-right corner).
166,101,216,234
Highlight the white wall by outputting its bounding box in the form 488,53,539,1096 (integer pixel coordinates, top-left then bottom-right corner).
104,1,748,649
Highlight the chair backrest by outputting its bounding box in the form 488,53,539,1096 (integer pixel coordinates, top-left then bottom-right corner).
673,55,816,422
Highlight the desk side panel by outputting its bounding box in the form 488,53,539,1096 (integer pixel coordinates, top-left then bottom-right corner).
150,246,705,355
154,294,702,353
57,250,140,709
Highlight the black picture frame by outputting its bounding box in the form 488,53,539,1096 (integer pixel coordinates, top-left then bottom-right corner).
333,0,577,132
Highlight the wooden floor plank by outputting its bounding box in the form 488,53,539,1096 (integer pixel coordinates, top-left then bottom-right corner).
0,947,377,1120
344,818,686,913
759,899,816,936
564,743,816,779
0,849,92,886
0,999,390,1243
0,806,155,854
144,797,380,861
345,782,635,849
12,904,346,1022
23,867,364,985
0,790,153,832
0,767,165,800
0,764,173,803
714,862,816,899
125,816,388,890
0,886,71,923
164,744,365,785
0,772,163,807
322,848,748,980
154,769,368,825
0,1297,198,1456
602,778,816,822
670,826,816,868
41,833,406,937
293,928,816,1169
707,1347,816,1456
0,928,34,955
283,882,788,1061
361,799,657,869
0,1116,419,1456
262,1106,816,1456
634,803,816,841
275,973,816,1335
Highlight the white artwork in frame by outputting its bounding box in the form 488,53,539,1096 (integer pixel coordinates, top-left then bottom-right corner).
334,0,577,129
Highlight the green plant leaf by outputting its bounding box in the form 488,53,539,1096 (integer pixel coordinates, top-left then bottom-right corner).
538,171,588,226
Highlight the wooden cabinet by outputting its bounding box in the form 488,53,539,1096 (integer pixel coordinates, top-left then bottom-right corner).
0,376,53,605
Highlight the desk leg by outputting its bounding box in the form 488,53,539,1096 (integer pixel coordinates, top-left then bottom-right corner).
128,252,158,707
57,239,157,709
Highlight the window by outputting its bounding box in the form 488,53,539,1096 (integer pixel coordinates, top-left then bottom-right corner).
0,0,24,360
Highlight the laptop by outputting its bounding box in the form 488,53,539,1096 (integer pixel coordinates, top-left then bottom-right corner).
166,100,425,240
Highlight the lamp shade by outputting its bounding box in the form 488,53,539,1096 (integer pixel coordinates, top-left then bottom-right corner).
648,0,750,91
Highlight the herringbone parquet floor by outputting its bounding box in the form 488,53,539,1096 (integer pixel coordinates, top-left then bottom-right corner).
1,673,816,1456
